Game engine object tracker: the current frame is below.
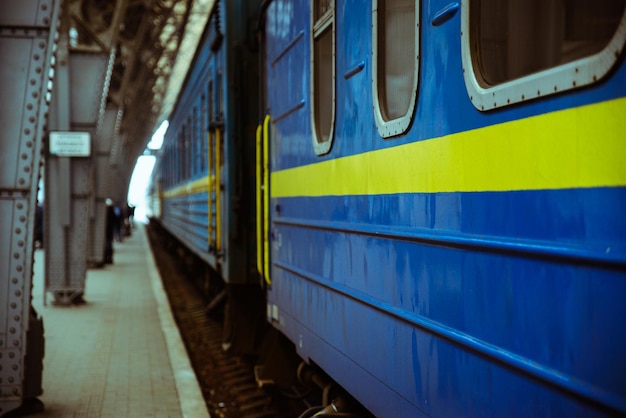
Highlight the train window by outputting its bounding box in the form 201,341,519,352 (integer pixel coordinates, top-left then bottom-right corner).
311,0,335,155
372,0,420,138
193,106,201,175
201,95,206,172
217,70,223,118
463,0,626,110
208,81,214,123
177,132,182,184
185,116,193,180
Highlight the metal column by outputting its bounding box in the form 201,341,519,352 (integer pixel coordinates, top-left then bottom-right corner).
91,105,122,265
0,0,61,415
44,0,117,304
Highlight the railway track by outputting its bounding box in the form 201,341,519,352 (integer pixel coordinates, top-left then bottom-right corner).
146,223,300,418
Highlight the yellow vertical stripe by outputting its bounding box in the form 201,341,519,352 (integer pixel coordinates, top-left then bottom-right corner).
263,115,271,285
256,124,264,277
216,127,222,252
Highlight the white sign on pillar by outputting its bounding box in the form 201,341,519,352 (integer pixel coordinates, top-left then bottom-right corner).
49,131,91,157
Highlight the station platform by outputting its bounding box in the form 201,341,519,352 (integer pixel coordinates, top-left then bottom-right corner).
26,225,210,418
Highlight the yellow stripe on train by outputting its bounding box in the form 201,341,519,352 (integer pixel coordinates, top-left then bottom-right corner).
271,97,626,197
162,175,214,198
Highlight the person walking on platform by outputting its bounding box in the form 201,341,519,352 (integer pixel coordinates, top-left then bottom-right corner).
104,198,115,264
113,201,123,242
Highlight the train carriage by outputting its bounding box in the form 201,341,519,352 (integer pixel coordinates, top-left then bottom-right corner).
154,0,260,286
260,0,626,416
150,0,626,416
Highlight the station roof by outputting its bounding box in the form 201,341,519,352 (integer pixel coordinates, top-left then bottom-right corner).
73,0,213,184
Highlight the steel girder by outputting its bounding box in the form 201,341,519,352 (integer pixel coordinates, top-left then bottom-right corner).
0,1,61,415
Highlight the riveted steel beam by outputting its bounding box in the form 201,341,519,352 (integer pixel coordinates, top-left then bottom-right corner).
0,0,61,415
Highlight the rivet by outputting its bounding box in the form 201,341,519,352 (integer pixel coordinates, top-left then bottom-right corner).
27,104,33,110
24,167,31,173
17,203,23,209
16,266,23,272
30,79,36,85
33,54,40,60
13,252,20,259
9,327,15,334
15,228,21,234
13,340,19,346
10,302,17,308
9,352,15,358
18,240,24,247
15,290,22,297
14,316,20,321
11,278,18,284
22,153,28,159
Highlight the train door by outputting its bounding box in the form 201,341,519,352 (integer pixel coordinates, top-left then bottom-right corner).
256,115,271,286
207,70,224,261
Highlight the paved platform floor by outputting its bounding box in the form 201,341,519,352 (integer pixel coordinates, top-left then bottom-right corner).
27,224,209,418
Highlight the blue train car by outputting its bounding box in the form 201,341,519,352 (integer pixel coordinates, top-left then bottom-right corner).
154,0,259,287
261,1,626,417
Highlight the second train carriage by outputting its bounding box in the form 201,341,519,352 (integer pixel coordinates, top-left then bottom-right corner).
150,0,626,416
155,0,260,285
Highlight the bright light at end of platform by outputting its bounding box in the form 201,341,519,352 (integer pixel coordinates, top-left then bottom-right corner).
128,156,156,223
128,121,168,222
147,120,168,150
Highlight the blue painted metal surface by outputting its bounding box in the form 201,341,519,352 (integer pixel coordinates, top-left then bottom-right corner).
264,1,626,417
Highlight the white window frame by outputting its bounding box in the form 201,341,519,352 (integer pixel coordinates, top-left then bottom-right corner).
372,0,420,139
461,2,626,111
310,1,336,155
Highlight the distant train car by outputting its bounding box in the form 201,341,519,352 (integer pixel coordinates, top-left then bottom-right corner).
260,0,626,417
150,0,626,417
151,0,259,282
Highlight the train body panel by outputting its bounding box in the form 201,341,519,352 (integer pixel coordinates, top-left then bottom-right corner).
264,0,626,416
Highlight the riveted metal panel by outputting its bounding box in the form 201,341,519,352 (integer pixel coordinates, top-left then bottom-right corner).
0,33,47,191
0,0,54,28
0,195,39,410
1,0,59,414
